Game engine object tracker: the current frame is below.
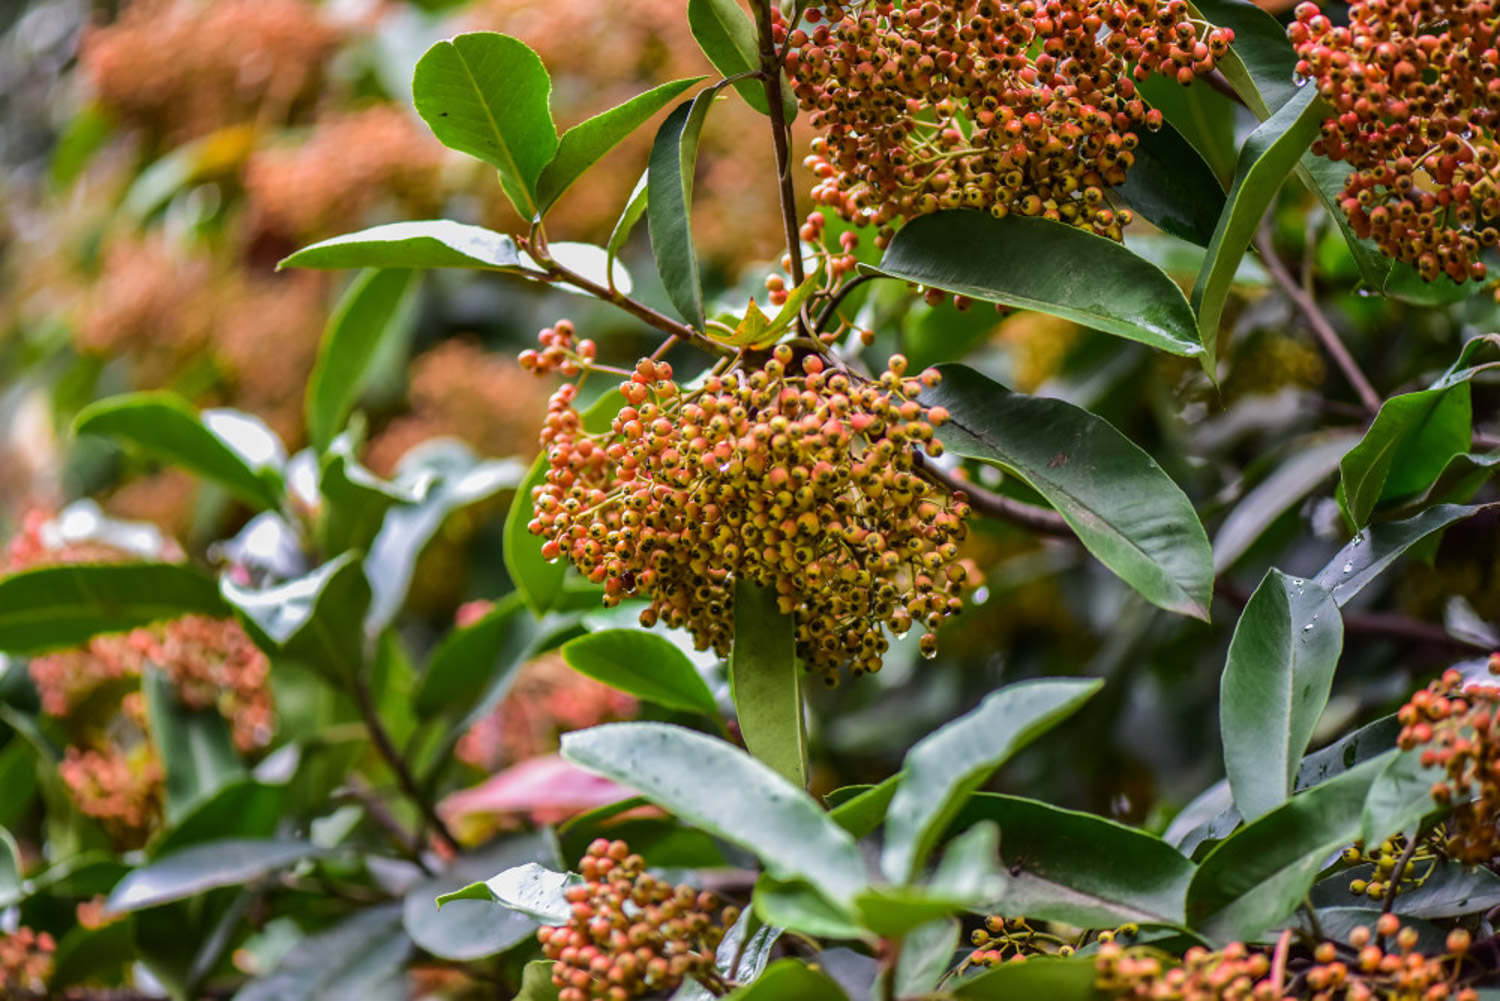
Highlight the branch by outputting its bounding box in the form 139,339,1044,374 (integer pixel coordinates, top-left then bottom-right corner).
1255,224,1383,415
352,672,460,857
1382,833,1421,915
814,273,876,334
340,774,430,870
750,0,807,297
914,455,1074,536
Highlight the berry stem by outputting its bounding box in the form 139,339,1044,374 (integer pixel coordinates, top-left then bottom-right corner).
1382,831,1421,915
352,671,460,856
750,0,807,301
913,454,1073,537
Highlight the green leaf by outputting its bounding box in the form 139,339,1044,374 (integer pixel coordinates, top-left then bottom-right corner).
1313,503,1497,607
724,959,849,1000
562,722,867,906
1186,752,1395,942
894,919,960,997
412,32,558,217
1137,75,1238,183
561,629,719,717
1221,571,1343,823
414,594,531,718
518,961,561,1001
864,211,1202,357
853,886,977,939
881,677,1102,884
648,85,733,330
1360,749,1446,847
75,393,283,509
730,578,805,787
142,669,245,825
1191,86,1324,365
829,775,900,838
305,269,420,454
280,220,529,272
403,831,557,961
753,877,868,939
222,553,370,681
676,909,781,1001
925,365,1214,619
107,839,322,912
952,955,1102,1000
537,77,705,212
1340,385,1473,526
233,904,410,1001
946,794,1197,928
686,0,796,119
606,171,650,278
0,827,20,907
436,862,578,924
1116,120,1227,247
151,781,283,858
1312,860,1500,918
1213,433,1359,574
0,563,227,654
317,438,420,555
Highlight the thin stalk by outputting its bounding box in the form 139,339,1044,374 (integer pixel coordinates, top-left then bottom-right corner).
750,0,807,298
353,672,460,856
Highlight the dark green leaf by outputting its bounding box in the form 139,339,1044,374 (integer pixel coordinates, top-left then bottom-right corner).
1340,385,1473,526
686,0,796,119
108,839,321,912
143,669,245,825
854,886,977,939
0,563,227,655
894,918,960,996
305,269,420,453
280,220,529,271
753,877,867,939
829,774,900,838
1313,860,1500,918
606,172,650,277
317,438,420,555
1137,75,1238,183
925,365,1213,618
1313,504,1497,607
881,677,1102,883
537,77,705,212
864,211,1202,356
414,594,530,718
676,909,782,1001
1360,749,1446,846
233,905,410,1001
730,579,805,787
562,629,719,717
151,781,283,857
1191,86,1324,365
952,955,1102,1000
562,722,867,906
648,85,732,329
518,961,561,1001
75,393,283,509
1186,752,1394,942
412,32,557,217
222,553,370,681
403,831,557,961
436,861,578,924
1116,120,1227,247
1221,571,1343,822
723,959,849,1000
0,828,19,907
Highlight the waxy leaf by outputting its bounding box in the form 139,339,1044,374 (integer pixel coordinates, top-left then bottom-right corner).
730,579,806,787
865,211,1202,356
436,862,577,924
606,172,649,278
1340,385,1473,526
412,32,557,217
1137,74,1238,183
674,909,783,1001
1313,503,1498,607
648,84,732,329
1192,86,1324,364
881,677,1102,884
722,959,849,1000
1116,119,1227,247
234,905,409,1001
686,0,796,119
222,553,370,681
280,220,528,272
414,594,530,718
925,365,1214,619
894,919,960,997
107,839,321,912
537,77,704,212
562,722,867,906
305,269,420,453
1221,571,1343,823
829,775,900,838
0,563,227,654
405,832,559,960
143,669,244,825
752,877,867,940
76,393,283,509
562,629,719,718
1360,749,1446,847
953,955,1101,1000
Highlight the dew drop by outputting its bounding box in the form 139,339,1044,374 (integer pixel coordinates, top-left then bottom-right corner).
1303,623,1315,632
1356,287,1377,297
1342,561,1354,575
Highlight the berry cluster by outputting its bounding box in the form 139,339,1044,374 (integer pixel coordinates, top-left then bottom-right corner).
1290,0,1500,284
1397,657,1500,863
1340,834,1438,902
527,340,977,680
964,914,1120,967
780,0,1234,240
537,839,735,1001
0,927,54,996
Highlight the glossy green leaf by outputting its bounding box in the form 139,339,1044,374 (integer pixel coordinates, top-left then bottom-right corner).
753,876,867,939
647,84,732,329
606,171,649,277
143,669,244,825
1192,86,1324,363
562,628,719,717
537,77,704,212
1313,503,1497,607
1312,860,1500,918
829,775,899,838
1340,385,1473,526
1213,433,1358,574
436,862,578,924
947,793,1196,927
723,959,849,1000
317,438,420,555
865,211,1201,356
1186,752,1394,942
881,677,1102,884
1137,75,1238,183
151,781,283,858
1360,749,1446,847
0,563,227,655
854,886,977,939
75,392,283,509
675,910,781,1001
414,594,530,718
562,722,867,906
305,269,420,453
1221,571,1343,823
730,578,805,787
517,961,561,1001
1116,120,1227,247
234,904,410,1001
403,831,556,961
925,365,1213,619
0,828,20,908
108,839,322,912
952,955,1102,1000
222,553,370,681
686,0,795,119
412,32,557,216
895,918,960,997
280,220,529,272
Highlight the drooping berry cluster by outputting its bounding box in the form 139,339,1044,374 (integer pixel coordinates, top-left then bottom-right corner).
1397,657,1500,863
780,0,1234,240
527,341,977,681
1290,1,1500,284
537,839,736,1001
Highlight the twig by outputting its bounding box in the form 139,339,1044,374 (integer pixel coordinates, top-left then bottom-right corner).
1383,833,1422,915
341,774,431,872
352,672,460,856
814,273,877,334
1255,225,1383,415
750,0,807,298
914,454,1074,536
